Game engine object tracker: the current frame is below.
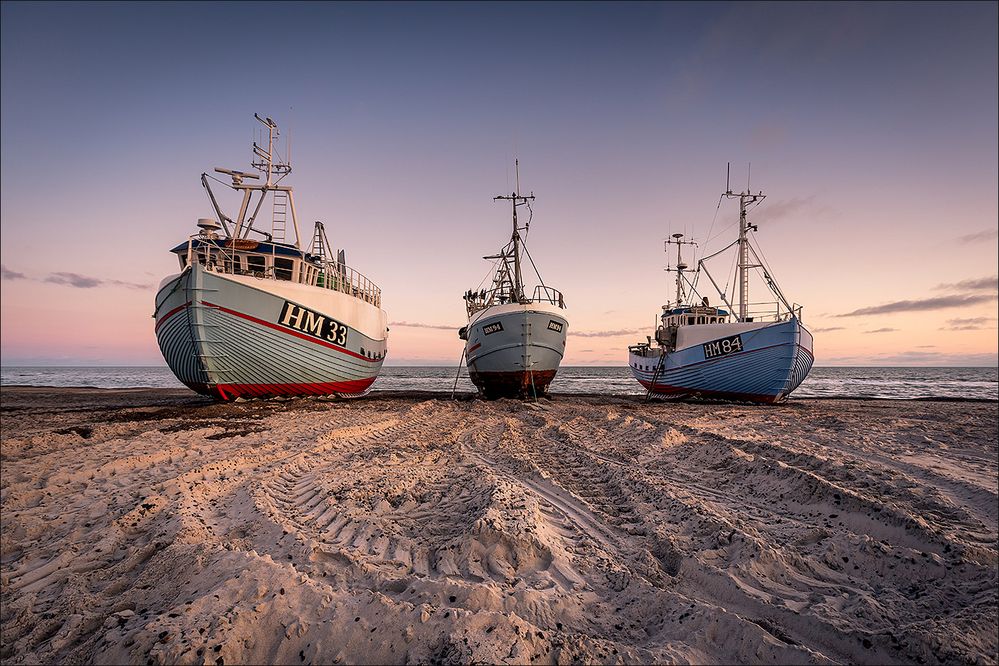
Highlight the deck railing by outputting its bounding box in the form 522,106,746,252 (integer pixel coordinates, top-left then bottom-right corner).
464,284,566,317
531,285,566,308
185,236,382,308
316,263,382,308
736,300,803,323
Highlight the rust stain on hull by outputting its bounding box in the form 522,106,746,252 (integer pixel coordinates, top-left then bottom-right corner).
469,369,558,399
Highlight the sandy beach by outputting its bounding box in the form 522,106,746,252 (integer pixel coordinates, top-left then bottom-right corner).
1,387,996,664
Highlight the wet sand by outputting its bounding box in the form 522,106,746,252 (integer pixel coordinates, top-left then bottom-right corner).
1,387,997,664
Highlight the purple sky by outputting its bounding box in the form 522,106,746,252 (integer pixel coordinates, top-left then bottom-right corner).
2,2,997,366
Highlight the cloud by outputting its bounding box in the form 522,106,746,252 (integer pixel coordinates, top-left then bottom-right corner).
837,293,998,317
864,328,898,334
812,326,845,333
753,195,832,225
820,351,998,366
570,329,644,338
43,272,150,289
871,351,999,366
1,265,27,280
932,275,998,292
108,279,152,289
389,321,458,330
957,229,999,244
44,272,103,288
941,317,999,331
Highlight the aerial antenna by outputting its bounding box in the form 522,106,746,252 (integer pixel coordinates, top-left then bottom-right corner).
494,160,535,301
665,232,698,307
726,162,732,195
747,162,751,192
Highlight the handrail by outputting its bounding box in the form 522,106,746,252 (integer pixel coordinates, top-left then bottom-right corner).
183,235,382,308
531,285,565,308
463,284,565,317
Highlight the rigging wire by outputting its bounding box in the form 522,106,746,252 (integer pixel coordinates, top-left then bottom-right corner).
474,256,503,292
521,242,546,289
704,218,739,249
206,173,235,188
723,246,739,302
522,199,534,239
700,194,725,256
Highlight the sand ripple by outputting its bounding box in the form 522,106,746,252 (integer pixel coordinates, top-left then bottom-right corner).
1,388,996,664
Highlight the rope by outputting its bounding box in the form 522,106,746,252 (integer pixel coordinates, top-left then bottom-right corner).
526,307,538,402
450,348,467,400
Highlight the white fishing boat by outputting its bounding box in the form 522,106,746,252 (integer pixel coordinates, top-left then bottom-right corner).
458,163,568,398
153,114,388,400
628,168,813,403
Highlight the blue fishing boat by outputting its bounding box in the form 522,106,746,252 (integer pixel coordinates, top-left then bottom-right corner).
628,171,813,403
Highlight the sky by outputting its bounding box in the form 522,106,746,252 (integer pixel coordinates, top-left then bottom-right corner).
1,1,997,367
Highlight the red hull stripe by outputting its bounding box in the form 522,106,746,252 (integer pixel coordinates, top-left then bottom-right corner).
468,343,482,353
202,301,380,363
155,301,191,332
212,377,375,400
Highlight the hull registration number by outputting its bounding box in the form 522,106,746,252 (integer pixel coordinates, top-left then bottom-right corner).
703,334,743,359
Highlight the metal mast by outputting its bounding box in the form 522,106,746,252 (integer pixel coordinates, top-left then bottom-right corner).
723,163,764,321
493,160,534,302
665,233,697,308
252,114,279,187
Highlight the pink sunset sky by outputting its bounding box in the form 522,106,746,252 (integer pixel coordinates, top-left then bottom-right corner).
2,3,997,367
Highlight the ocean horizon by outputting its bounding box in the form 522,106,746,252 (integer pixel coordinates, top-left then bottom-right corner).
2,365,997,401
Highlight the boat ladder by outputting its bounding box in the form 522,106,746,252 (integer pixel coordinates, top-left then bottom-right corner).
272,190,288,242
646,351,667,402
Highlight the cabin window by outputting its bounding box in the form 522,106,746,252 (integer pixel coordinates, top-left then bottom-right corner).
696,316,705,324
224,255,240,274
360,347,365,357
687,316,695,325
274,258,294,281
245,254,266,275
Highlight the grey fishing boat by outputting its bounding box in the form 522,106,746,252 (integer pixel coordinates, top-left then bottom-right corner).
458,163,568,398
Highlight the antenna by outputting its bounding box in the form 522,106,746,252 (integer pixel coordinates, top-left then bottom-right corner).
726,162,732,195
665,232,698,307
494,160,536,302
721,163,765,321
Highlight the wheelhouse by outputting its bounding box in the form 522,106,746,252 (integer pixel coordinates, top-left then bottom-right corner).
661,305,730,327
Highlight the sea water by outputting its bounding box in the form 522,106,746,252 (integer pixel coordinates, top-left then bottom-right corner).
2,366,996,400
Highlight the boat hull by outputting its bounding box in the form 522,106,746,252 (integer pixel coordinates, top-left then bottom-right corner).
154,263,388,401
629,318,813,404
465,303,567,398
